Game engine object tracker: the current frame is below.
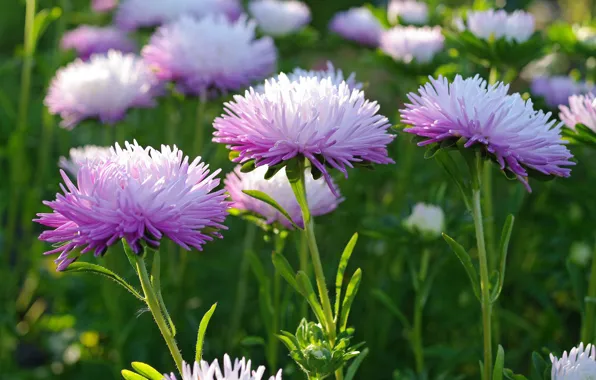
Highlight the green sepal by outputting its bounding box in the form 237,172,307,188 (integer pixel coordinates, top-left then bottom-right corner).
130,362,163,380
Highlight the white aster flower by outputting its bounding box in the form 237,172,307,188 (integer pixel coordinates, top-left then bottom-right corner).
559,93,596,132
379,25,444,64
388,0,429,25
551,343,596,379
458,9,535,43
59,145,113,176
403,203,445,238
248,0,311,37
163,356,282,380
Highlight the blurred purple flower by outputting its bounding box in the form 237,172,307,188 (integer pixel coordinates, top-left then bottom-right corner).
225,165,342,229
45,51,160,129
35,141,229,271
163,355,282,380
379,25,444,64
560,93,596,132
59,145,112,176
329,7,383,47
61,25,136,60
455,9,535,43
531,75,594,108
213,74,394,193
248,0,311,37
92,0,117,13
142,14,277,97
387,0,429,25
400,75,574,191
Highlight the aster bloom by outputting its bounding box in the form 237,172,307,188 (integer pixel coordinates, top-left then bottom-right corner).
163,356,282,380
226,165,342,229
456,9,535,43
213,74,394,193
248,0,311,37
400,75,574,191
35,141,229,271
531,76,594,108
403,203,445,239
387,0,429,25
550,343,596,379
115,0,242,30
560,94,596,132
60,26,136,60
142,14,277,97
329,7,383,47
379,26,444,64
45,51,160,129
59,145,112,176
92,0,117,12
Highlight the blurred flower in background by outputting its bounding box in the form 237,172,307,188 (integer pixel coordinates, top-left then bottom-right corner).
35,141,229,270
455,9,535,43
163,355,282,380
92,0,118,13
531,76,593,108
45,51,160,129
379,25,444,64
569,241,593,266
225,165,342,229
115,0,242,30
560,93,596,131
142,14,276,97
403,203,444,239
58,145,112,176
387,0,429,25
248,0,311,37
60,26,136,60
329,7,383,47
550,343,596,379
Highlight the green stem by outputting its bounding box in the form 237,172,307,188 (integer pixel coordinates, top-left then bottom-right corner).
134,255,183,374
582,240,596,344
268,233,286,370
412,249,430,374
299,231,310,318
488,66,498,86
482,162,496,271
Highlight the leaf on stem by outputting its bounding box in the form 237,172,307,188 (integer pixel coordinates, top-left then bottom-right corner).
493,345,505,380
335,233,359,321
491,215,515,302
242,190,300,229
272,253,301,294
63,262,144,301
131,362,163,380
339,268,362,331
344,348,369,380
121,370,148,380
296,271,327,326
195,303,217,362
442,233,481,301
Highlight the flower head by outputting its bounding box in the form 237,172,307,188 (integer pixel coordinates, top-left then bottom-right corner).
388,0,429,25
92,0,117,12
35,141,229,271
403,203,444,239
560,93,596,132
142,14,276,96
213,74,394,193
456,9,535,43
329,7,383,47
61,26,137,60
248,0,311,37
59,145,113,176
163,356,282,380
115,0,242,30
225,165,342,229
531,76,593,108
551,343,596,379
400,75,574,191
379,26,444,64
45,51,160,129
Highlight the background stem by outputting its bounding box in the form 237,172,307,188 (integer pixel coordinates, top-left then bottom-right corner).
582,240,596,343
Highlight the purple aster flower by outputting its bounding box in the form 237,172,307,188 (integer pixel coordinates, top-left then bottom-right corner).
400,75,575,191
329,7,383,47
560,93,596,132
163,355,282,380
248,0,311,37
92,0,117,13
115,0,242,30
387,0,429,25
35,141,229,271
225,165,342,229
379,25,444,64
455,9,535,43
142,14,277,97
550,343,596,379
213,74,394,193
45,51,160,129
59,145,112,176
60,25,136,60
531,76,594,108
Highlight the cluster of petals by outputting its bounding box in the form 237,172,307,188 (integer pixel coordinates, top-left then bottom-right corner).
248,0,311,37
45,51,160,129
379,25,444,64
387,0,429,25
60,25,137,60
142,14,276,96
550,343,596,379
59,145,113,176
329,7,383,47
531,75,594,108
163,356,282,380
403,203,445,239
213,74,394,193
35,141,229,271
400,75,574,191
455,9,535,43
225,165,342,229
560,93,596,132
115,0,242,30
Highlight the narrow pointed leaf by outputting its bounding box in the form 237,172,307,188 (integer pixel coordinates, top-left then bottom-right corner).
121,370,148,380
491,215,514,302
493,345,505,380
340,268,362,331
370,289,411,329
195,303,217,362
131,362,163,380
296,271,326,326
63,262,144,301
122,239,140,270
276,331,299,351
242,190,300,229
272,253,301,294
335,233,359,320
240,160,257,173
442,233,481,301
344,348,369,380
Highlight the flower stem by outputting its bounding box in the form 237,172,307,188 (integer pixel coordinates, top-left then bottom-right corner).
582,239,596,344
134,255,183,374
412,249,430,374
299,231,310,318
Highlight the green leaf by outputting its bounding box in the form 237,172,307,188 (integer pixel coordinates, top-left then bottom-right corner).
32,7,62,48
195,303,217,362
276,331,299,352
63,262,144,301
531,352,548,380
264,163,285,180
295,271,327,326
335,233,359,320
121,370,148,380
339,268,362,331
240,160,257,173
491,215,514,302
442,233,481,301
130,362,163,380
272,253,301,294
242,190,300,229
424,144,442,159
344,347,369,380
493,345,505,380
240,336,266,346
150,250,175,337
370,289,411,329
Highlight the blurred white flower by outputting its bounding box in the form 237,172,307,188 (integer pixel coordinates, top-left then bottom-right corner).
403,203,445,238
59,145,112,176
379,26,444,64
457,9,535,43
387,0,429,25
570,242,593,267
551,343,596,379
249,0,311,37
